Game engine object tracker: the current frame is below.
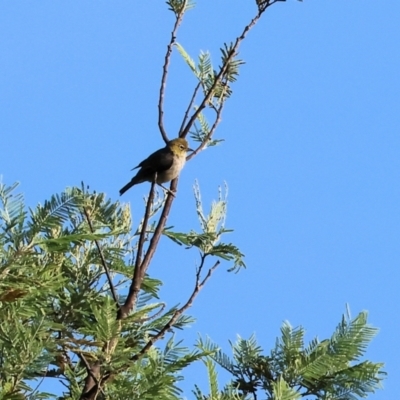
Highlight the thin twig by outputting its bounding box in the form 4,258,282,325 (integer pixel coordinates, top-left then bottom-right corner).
186,98,226,161
182,9,272,153
158,6,187,143
179,80,202,135
258,0,287,13
131,257,220,361
30,367,47,396
199,258,220,287
195,253,208,283
83,207,119,307
135,302,166,324
134,183,156,271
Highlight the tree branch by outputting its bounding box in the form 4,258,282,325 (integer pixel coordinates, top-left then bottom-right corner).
79,357,102,400
158,6,187,143
131,256,220,361
83,207,119,308
186,97,226,161
118,182,156,319
180,11,265,141
258,0,287,13
179,80,202,135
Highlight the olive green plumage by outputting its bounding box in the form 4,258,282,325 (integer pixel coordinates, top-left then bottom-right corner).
119,138,192,196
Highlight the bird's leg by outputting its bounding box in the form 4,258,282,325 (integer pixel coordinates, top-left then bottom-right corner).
152,172,175,197
158,183,176,197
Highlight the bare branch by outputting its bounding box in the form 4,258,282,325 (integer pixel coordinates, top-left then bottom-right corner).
30,368,47,396
158,8,187,143
135,185,156,271
118,182,156,319
136,302,166,324
179,80,202,135
186,98,226,161
138,179,176,260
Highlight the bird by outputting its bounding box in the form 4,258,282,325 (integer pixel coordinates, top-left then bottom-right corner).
119,138,193,196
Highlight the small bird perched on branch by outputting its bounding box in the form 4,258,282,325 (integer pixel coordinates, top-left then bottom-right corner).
119,138,193,196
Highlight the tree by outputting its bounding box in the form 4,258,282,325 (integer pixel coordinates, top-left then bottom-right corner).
0,181,241,399
0,1,385,399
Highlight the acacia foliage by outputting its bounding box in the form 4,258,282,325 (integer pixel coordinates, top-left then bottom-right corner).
195,311,385,399
0,180,386,400
0,182,239,399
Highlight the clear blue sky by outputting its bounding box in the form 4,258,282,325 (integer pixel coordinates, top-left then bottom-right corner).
1,1,399,399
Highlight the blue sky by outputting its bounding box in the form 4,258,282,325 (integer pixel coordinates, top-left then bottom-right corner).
1,1,399,399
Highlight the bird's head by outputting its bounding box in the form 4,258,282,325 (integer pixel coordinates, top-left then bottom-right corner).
168,138,193,157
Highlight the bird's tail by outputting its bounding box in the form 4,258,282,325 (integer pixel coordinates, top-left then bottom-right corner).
119,180,137,196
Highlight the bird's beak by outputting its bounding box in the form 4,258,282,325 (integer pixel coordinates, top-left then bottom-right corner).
187,147,194,152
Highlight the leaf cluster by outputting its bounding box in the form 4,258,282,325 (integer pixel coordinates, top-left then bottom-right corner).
196,311,385,400
163,182,245,272
0,183,213,399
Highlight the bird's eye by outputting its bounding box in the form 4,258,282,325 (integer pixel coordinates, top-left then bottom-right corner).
180,145,184,150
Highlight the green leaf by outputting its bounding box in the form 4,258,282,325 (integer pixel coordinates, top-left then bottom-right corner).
175,42,196,74
271,377,301,400
198,51,213,81
35,232,111,251
166,0,195,15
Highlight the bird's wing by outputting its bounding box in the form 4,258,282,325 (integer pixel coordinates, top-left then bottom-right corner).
136,147,174,172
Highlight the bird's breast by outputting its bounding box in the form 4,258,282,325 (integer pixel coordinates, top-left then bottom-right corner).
156,156,186,183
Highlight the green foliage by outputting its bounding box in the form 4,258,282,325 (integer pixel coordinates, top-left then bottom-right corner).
103,338,208,400
166,0,196,16
192,356,246,400
190,108,224,148
196,312,385,399
175,41,243,148
163,181,245,272
176,42,244,104
0,183,208,399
